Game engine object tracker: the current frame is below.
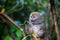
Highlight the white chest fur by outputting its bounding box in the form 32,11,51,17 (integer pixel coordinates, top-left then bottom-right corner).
31,25,40,33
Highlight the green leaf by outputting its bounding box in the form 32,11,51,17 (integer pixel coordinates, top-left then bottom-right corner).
16,30,22,38
3,35,13,40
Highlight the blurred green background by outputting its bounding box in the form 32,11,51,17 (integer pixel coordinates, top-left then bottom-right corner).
0,0,60,40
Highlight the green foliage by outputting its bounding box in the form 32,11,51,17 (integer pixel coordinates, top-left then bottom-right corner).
6,20,23,40
3,35,13,40
52,31,56,40
0,0,59,40
16,29,22,40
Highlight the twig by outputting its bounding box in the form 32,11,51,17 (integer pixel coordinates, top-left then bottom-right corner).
4,22,17,40
0,15,6,23
54,15,60,40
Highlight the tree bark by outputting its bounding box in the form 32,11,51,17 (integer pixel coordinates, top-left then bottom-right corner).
49,0,60,40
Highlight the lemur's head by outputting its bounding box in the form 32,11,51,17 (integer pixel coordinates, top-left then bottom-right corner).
29,12,40,22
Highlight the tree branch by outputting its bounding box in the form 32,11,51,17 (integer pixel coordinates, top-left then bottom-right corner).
0,13,25,36
49,0,60,40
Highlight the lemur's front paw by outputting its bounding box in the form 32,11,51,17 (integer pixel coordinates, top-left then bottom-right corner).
24,21,29,24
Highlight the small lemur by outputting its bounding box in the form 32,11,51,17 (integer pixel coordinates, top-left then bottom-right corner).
25,12,51,40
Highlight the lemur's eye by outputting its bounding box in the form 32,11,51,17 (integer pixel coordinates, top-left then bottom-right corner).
31,16,35,18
